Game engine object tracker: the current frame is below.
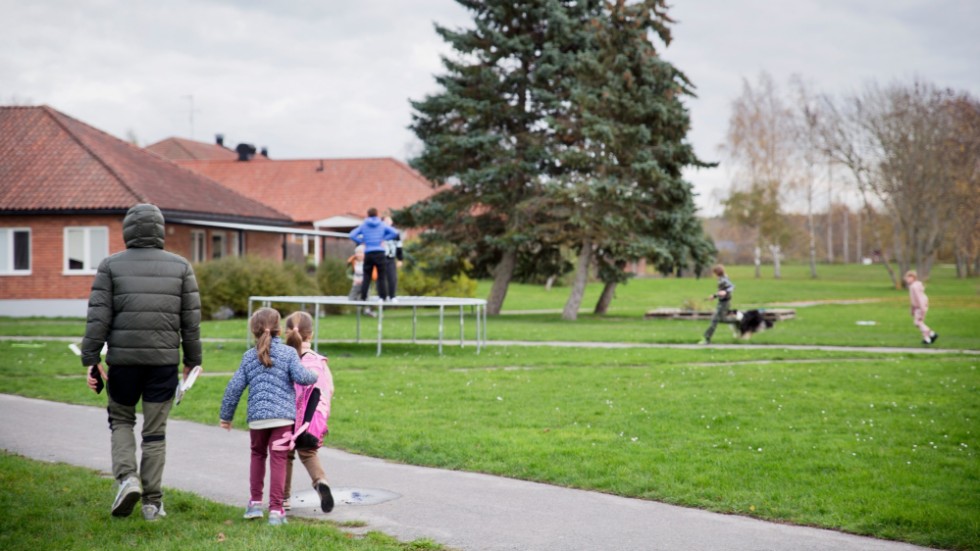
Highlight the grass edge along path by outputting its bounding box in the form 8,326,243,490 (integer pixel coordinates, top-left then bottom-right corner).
0,451,443,551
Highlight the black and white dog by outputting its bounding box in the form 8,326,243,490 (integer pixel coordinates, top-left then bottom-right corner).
731,309,775,339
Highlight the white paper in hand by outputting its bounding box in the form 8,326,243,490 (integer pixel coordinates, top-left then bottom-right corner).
174,366,202,405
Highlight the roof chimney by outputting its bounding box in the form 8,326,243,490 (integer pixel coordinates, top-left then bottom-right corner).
235,143,256,162
216,134,224,147
260,146,269,158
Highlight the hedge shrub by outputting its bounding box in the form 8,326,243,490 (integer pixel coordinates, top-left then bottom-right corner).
194,256,318,319
315,256,353,314
398,241,477,297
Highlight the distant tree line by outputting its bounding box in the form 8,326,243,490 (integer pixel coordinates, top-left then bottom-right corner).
720,72,979,284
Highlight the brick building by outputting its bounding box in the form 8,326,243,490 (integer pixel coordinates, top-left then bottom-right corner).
1,106,441,317
0,106,302,316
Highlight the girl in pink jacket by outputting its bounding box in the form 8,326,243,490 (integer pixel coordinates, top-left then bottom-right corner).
905,271,938,345
282,311,335,513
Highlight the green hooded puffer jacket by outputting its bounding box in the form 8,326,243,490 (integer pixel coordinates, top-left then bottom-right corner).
81,204,202,368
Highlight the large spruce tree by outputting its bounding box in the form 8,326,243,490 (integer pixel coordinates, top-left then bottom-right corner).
403,0,713,318
402,0,593,315
552,0,714,319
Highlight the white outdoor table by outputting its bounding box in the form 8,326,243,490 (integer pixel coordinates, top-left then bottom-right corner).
247,296,487,356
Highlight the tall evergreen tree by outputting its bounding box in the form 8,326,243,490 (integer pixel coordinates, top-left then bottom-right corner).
550,0,714,319
402,0,592,315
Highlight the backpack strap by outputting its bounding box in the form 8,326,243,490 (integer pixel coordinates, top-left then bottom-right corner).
271,421,310,452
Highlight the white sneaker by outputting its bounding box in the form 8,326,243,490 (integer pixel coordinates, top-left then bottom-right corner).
142,502,166,521
243,501,264,519
111,476,142,517
268,510,288,526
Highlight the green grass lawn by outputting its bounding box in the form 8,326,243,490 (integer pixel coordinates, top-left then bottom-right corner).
1,264,978,549
5,264,976,349
0,452,442,551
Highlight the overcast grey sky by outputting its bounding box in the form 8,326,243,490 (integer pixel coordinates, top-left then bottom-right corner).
3,0,977,215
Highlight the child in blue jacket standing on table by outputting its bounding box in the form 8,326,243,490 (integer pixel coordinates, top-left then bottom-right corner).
349,207,399,301
220,307,318,525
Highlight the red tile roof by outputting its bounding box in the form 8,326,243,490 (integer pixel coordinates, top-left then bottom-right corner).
0,106,291,224
177,157,439,224
145,137,238,161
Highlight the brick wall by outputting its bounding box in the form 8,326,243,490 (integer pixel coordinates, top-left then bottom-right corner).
0,214,124,300
245,232,283,260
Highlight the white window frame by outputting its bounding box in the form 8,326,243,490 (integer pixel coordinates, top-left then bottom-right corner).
63,226,108,275
191,230,207,263
229,232,241,257
0,227,31,275
303,235,316,257
211,231,227,260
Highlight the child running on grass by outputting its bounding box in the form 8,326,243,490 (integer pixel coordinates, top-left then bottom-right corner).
219,307,318,526
699,264,735,345
282,311,335,513
905,270,938,345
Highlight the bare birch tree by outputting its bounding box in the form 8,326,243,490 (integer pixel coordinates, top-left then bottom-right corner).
720,72,795,278
819,78,963,282
790,76,822,278
943,94,980,277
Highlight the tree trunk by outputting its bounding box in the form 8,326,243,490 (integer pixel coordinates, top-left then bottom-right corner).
856,210,863,262
769,244,782,279
807,194,818,278
594,280,617,315
486,248,517,316
545,275,556,291
862,202,898,288
826,167,835,263
842,207,850,263
753,245,762,278
562,236,593,321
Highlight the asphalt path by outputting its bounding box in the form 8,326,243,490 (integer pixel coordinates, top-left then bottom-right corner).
0,394,933,551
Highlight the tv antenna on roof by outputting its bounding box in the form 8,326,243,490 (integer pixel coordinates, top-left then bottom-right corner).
183,95,201,139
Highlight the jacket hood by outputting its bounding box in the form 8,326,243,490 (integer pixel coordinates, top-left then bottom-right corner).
123,203,165,249
364,216,382,227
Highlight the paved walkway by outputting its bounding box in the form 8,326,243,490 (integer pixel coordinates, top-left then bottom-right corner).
1,394,931,551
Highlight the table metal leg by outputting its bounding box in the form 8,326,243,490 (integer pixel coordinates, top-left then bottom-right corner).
438,305,444,355
376,304,383,357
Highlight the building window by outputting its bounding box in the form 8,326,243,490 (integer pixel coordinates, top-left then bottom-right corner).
191,230,206,263
211,232,226,260
230,232,241,257
64,227,108,274
0,228,31,275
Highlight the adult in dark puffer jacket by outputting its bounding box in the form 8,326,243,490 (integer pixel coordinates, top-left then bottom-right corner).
82,203,202,521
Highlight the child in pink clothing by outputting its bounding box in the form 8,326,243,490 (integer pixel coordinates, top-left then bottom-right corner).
905,270,938,345
282,311,335,513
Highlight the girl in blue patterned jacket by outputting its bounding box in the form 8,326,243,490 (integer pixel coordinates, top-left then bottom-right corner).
220,307,317,525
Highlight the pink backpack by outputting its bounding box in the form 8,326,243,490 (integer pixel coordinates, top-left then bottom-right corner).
274,350,331,451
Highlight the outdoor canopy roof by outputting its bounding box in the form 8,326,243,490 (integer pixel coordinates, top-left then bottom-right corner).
167,218,350,238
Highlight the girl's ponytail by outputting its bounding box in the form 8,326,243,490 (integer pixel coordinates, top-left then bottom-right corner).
249,308,281,367
285,313,304,357
284,311,314,357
